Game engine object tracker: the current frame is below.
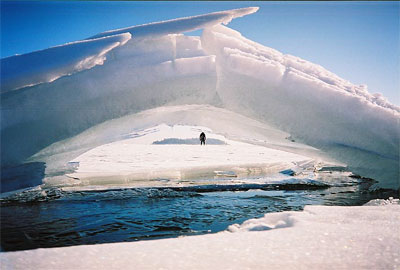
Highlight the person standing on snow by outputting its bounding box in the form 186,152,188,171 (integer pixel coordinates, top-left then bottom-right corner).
199,132,206,145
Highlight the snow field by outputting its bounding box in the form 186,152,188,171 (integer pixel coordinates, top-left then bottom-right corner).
67,124,312,185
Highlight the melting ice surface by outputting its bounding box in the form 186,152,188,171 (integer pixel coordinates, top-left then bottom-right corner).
0,6,399,261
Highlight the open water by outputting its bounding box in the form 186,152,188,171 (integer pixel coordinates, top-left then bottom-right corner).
1,170,395,251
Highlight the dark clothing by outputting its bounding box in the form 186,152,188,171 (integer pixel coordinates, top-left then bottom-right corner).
200,132,206,145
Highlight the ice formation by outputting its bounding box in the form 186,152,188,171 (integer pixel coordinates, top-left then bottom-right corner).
1,33,132,93
1,7,399,191
2,199,399,269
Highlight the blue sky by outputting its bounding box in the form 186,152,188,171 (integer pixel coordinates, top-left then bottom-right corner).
1,1,399,105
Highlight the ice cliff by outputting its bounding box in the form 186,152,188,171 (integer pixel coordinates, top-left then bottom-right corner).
1,7,399,190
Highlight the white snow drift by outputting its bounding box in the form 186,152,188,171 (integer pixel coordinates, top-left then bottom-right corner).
1,6,399,191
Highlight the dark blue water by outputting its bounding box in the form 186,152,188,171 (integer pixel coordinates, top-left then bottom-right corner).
1,173,395,252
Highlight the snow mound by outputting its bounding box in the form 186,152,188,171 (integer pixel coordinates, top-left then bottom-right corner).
228,211,294,232
152,138,226,145
364,197,400,206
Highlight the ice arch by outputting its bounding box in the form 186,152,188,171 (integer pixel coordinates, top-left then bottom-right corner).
1,7,398,190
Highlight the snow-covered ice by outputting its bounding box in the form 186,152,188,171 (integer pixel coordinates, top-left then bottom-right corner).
2,199,399,270
66,124,312,185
